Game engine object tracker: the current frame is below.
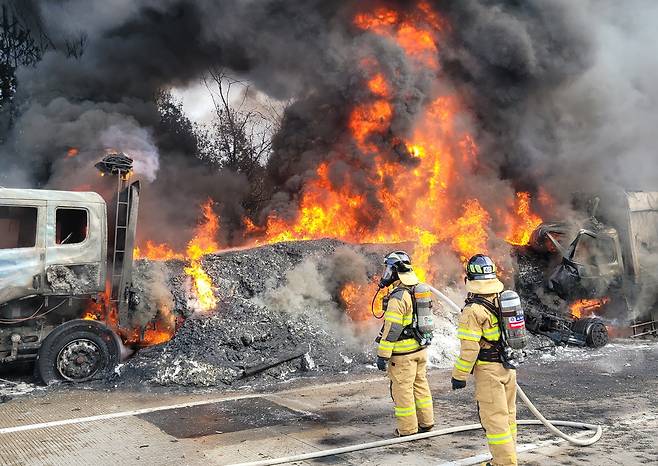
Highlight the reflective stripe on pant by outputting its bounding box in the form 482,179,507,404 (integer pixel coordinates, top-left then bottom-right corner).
474,362,517,466
387,348,434,435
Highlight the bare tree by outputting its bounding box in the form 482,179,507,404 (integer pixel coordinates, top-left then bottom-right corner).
201,68,280,176
199,67,288,213
64,32,88,59
0,2,51,131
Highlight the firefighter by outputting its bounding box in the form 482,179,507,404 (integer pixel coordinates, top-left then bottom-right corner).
375,251,434,436
451,254,518,466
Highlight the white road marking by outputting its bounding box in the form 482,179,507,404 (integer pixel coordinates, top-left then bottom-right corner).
0,376,381,435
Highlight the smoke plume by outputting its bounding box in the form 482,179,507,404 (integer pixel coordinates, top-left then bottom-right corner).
0,0,656,251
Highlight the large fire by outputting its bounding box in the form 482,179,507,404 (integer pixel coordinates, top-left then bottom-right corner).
131,2,546,333
248,2,543,283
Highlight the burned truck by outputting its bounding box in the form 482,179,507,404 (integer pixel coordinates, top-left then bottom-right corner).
518,191,658,347
0,154,141,383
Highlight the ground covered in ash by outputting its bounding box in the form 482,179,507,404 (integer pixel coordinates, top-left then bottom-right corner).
114,240,566,390
115,240,400,388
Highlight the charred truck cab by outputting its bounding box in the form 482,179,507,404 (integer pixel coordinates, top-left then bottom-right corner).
523,192,658,346
0,153,140,383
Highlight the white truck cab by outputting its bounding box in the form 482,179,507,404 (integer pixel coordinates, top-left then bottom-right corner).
0,153,140,383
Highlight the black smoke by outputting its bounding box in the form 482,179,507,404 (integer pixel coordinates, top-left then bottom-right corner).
0,0,656,247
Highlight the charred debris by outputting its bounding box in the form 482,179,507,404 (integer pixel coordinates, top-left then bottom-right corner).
515,192,658,347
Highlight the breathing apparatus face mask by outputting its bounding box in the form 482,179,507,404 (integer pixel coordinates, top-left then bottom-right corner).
372,265,398,318
378,250,411,288
378,264,398,288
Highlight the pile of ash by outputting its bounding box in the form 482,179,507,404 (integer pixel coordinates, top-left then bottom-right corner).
117,239,463,388
118,240,382,388
117,295,371,387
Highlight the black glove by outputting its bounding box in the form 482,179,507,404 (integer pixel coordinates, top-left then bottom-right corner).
376,356,388,371
451,378,466,390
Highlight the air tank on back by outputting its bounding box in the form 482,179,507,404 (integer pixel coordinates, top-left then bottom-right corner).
500,290,528,350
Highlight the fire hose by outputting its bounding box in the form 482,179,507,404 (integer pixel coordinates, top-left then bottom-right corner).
229,287,602,466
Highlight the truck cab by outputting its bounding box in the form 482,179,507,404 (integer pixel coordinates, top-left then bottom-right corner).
0,154,140,383
0,189,107,304
529,191,658,341
548,224,624,301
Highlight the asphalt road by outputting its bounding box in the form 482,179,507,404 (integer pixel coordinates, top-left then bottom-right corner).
1,339,657,465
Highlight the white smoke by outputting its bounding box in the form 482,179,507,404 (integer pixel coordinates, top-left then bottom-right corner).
100,123,160,182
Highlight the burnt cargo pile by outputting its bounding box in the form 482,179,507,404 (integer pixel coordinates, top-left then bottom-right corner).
118,240,391,388
117,240,567,389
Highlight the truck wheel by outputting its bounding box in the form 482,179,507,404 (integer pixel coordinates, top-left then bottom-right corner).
585,321,609,348
572,317,609,348
36,319,120,384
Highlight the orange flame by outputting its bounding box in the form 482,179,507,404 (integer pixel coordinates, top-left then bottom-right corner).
368,73,390,97
339,282,380,322
570,297,610,318
505,192,543,246
184,199,219,312
134,241,184,261
134,200,219,311
82,289,176,347
448,199,491,262
66,147,79,159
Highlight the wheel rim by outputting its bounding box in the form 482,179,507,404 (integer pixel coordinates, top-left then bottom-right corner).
588,323,609,348
56,339,103,382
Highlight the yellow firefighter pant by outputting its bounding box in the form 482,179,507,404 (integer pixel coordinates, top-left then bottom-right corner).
474,362,517,466
387,348,434,435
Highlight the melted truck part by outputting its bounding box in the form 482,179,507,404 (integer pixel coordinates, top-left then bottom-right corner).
522,190,658,344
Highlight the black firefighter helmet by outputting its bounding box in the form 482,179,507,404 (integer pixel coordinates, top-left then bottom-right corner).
379,251,419,288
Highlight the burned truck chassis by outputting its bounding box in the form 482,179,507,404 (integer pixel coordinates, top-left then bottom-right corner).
1,295,91,363
524,309,609,348
515,244,611,348
516,192,658,347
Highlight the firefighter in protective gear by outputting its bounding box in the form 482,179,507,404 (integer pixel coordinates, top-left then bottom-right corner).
452,254,518,466
375,251,434,436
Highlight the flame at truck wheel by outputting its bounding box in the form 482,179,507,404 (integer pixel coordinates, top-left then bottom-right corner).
82,291,176,347
570,297,611,319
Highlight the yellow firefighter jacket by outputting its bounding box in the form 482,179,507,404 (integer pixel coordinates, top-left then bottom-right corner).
377,282,429,358
452,294,502,380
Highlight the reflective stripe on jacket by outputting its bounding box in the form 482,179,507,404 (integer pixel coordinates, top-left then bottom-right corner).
376,282,423,358
452,294,500,380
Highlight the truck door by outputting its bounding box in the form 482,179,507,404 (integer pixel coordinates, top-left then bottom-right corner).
570,232,622,295
0,202,46,305
43,202,105,296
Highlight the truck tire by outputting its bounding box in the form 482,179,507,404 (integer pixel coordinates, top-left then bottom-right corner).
35,319,120,384
572,317,609,348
